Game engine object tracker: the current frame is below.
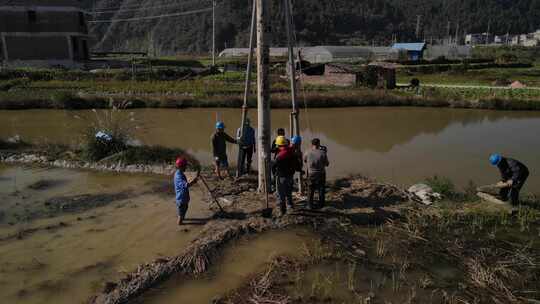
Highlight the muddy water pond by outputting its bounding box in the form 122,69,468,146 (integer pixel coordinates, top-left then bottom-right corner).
0,164,212,304
1,107,540,192
136,228,317,304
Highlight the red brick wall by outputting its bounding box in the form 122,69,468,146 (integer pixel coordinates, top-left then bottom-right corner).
301,74,357,87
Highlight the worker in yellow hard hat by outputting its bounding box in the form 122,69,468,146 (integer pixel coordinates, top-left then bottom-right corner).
272,136,302,216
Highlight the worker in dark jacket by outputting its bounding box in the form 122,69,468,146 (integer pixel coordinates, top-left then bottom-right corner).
272,136,301,215
236,118,256,175
212,122,237,179
489,154,530,205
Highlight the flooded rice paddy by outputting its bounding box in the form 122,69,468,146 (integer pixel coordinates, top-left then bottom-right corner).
137,229,316,304
1,107,540,192
0,164,212,304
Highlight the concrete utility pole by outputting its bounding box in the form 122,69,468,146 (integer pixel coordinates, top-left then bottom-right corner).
446,21,451,45
415,15,422,39
256,0,271,193
284,0,299,137
236,0,257,178
486,19,491,45
455,19,460,45
212,0,216,66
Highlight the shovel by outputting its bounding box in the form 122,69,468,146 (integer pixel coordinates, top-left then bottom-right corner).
198,175,224,213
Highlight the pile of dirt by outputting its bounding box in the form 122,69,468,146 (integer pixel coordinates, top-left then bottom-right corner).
27,179,66,191
330,177,409,208
42,192,132,214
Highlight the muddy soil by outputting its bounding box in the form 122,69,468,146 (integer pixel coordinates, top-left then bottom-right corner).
89,175,416,304
221,204,540,304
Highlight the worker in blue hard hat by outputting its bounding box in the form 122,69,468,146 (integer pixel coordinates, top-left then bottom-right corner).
489,154,529,205
211,121,237,179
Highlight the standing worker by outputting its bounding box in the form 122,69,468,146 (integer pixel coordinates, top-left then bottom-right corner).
272,136,301,216
304,138,329,209
212,122,237,179
489,154,529,205
236,118,256,175
174,157,199,226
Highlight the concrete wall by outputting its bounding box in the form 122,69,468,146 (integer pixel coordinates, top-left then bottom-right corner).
0,10,87,34
5,35,69,60
0,6,90,67
302,73,358,87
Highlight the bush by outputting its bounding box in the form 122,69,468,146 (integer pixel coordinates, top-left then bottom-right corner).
0,78,29,91
50,91,87,109
82,135,126,162
425,176,456,199
80,108,141,161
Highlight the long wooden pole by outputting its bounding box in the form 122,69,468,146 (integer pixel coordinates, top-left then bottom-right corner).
284,0,299,137
284,0,303,194
256,0,271,193
236,0,257,178
212,0,216,66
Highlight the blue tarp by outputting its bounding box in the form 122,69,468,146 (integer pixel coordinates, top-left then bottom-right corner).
391,43,426,51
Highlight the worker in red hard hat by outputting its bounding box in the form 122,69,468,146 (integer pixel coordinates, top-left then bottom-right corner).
174,157,199,226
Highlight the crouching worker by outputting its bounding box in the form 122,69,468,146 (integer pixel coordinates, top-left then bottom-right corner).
489,154,529,205
174,157,199,225
273,136,302,216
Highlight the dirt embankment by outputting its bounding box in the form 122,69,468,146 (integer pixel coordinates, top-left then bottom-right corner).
89,176,410,304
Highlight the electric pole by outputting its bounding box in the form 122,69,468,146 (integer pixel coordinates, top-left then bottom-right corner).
455,19,460,45
446,21,451,45
415,15,422,40
486,19,491,45
256,0,271,193
212,0,216,66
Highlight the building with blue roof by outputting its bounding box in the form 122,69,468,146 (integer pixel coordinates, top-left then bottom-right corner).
391,42,427,61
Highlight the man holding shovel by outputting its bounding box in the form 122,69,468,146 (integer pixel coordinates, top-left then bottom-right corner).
489,154,530,205
174,157,200,226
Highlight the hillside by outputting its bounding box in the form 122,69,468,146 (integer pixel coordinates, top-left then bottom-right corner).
86,0,540,55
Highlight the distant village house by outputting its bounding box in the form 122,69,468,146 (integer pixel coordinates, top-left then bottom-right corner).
301,63,396,90
391,43,427,61
466,30,540,47
0,0,91,68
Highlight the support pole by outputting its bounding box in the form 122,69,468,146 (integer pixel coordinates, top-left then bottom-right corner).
236,0,257,178
256,0,271,193
212,0,216,66
284,0,303,194
284,0,299,137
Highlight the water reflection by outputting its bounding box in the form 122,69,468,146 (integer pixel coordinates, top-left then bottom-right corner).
1,108,539,191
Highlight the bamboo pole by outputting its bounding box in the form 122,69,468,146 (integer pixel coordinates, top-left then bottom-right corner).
284,0,303,194
236,1,257,178
284,0,299,137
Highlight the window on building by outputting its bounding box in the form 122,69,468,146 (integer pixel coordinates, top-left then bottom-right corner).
28,10,37,23
79,12,85,26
